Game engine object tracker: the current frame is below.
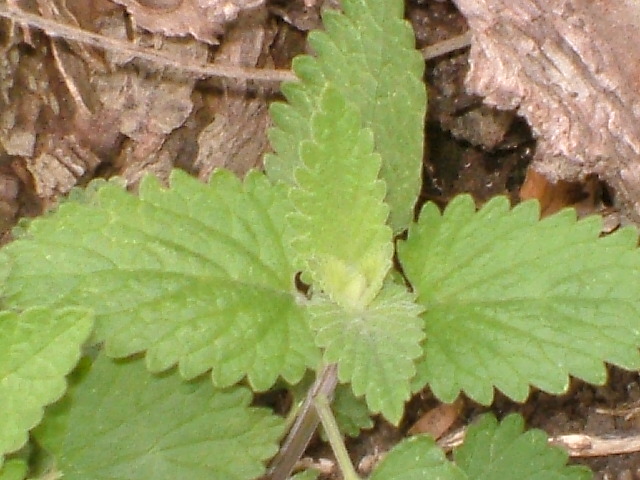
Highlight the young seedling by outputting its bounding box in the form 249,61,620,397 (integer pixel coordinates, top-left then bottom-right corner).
1,0,640,478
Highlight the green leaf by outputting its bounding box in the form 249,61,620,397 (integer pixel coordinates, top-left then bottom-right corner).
397,195,640,404
1,169,319,391
0,307,93,468
265,60,323,186
288,86,393,309
35,354,284,480
454,414,591,479
369,414,590,480
0,460,27,480
309,0,426,232
369,435,465,480
309,283,424,423
266,0,426,232
331,384,374,437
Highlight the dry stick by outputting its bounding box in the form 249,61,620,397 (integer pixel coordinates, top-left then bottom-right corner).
265,364,339,480
421,31,472,60
549,432,640,457
438,426,640,458
0,4,297,83
0,5,471,84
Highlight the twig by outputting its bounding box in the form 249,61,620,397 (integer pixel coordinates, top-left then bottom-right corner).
421,32,472,60
0,4,297,83
0,4,471,84
264,364,339,480
438,425,640,458
550,432,640,458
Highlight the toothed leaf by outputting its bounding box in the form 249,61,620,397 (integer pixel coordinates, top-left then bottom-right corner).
398,195,640,404
309,283,424,423
288,86,392,308
370,414,591,480
0,307,92,467
0,169,319,391
35,354,283,480
454,414,591,479
266,0,426,232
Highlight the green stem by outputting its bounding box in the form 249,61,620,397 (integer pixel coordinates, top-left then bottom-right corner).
314,393,362,480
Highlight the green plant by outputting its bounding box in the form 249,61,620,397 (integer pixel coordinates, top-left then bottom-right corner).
1,0,639,477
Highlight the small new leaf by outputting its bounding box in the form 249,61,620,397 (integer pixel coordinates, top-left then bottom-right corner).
398,195,640,404
0,307,92,467
288,86,392,309
35,354,284,480
331,384,374,437
454,414,591,479
0,169,319,391
308,0,426,232
309,283,424,423
265,0,426,232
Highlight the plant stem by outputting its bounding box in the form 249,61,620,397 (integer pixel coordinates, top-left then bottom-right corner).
314,393,362,480
265,364,338,480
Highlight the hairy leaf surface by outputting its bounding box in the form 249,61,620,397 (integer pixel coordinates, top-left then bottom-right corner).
35,354,283,480
1,169,319,391
309,283,424,423
288,86,392,308
398,195,640,404
266,0,426,232
454,414,591,479
0,307,92,468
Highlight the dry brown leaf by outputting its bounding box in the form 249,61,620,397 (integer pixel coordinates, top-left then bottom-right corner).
111,0,265,45
451,0,640,224
407,398,463,439
520,167,599,217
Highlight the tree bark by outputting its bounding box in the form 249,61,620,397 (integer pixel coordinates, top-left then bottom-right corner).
451,0,640,223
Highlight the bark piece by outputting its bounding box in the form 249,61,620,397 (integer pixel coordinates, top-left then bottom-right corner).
26,134,101,198
112,0,265,45
451,0,640,223
195,10,274,178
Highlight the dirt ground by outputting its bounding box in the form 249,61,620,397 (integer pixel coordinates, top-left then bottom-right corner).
1,0,640,478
